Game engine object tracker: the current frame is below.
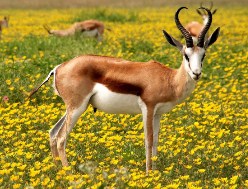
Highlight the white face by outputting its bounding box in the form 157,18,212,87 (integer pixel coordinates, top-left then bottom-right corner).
184,47,206,81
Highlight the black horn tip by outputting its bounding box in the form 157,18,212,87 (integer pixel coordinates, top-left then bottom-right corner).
177,7,188,12
175,7,188,20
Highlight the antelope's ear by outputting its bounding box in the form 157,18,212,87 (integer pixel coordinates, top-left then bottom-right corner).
163,30,183,52
204,27,220,49
212,9,217,15
196,9,203,16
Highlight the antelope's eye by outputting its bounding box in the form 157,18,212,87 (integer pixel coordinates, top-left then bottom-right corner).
184,54,190,62
201,54,206,62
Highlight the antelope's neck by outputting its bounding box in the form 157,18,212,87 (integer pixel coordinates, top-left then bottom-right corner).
173,62,196,103
203,17,209,25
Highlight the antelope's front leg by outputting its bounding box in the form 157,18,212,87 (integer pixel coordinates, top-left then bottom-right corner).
152,114,161,170
141,105,155,173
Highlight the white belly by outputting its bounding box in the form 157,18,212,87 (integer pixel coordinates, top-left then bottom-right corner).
90,83,141,114
83,29,98,37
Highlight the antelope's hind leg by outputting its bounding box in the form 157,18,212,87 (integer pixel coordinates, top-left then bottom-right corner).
49,113,67,163
56,97,92,166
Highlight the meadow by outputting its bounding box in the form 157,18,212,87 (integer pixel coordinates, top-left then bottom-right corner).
0,5,248,189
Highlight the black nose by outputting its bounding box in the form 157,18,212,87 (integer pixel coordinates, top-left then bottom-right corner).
193,72,201,79
193,72,201,77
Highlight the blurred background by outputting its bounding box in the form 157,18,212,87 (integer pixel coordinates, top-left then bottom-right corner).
0,0,247,9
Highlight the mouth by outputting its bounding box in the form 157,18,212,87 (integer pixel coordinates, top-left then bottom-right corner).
191,72,201,81
193,77,200,81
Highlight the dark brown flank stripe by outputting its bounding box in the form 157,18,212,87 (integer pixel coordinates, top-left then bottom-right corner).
92,70,143,96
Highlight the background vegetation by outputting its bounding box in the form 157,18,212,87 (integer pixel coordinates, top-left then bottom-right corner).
0,0,247,8
0,1,247,188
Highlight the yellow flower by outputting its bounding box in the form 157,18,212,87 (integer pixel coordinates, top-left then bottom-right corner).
230,175,239,185
185,165,192,169
41,177,50,186
6,79,11,85
29,168,40,177
107,173,116,179
26,152,32,159
13,184,21,189
9,86,15,91
244,180,248,188
198,169,206,173
10,175,19,181
151,156,158,161
180,175,190,180
164,183,180,189
110,158,118,165
213,178,221,186
234,151,242,157
39,144,46,149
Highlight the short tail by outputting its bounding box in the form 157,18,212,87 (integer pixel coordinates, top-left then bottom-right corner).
28,68,55,99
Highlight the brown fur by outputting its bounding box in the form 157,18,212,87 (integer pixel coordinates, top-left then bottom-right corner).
185,21,203,37
75,20,104,34
44,19,105,38
54,55,183,109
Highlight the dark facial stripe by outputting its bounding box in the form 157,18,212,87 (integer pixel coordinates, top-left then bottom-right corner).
201,54,206,62
184,54,190,62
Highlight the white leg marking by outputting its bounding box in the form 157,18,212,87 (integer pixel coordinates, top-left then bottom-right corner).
138,98,151,173
49,112,67,138
152,114,161,169
49,112,67,160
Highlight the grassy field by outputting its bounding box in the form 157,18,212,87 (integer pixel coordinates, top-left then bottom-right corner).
0,4,248,189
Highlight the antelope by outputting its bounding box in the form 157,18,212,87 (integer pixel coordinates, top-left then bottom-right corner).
185,2,217,43
29,7,220,173
0,16,9,40
44,19,105,41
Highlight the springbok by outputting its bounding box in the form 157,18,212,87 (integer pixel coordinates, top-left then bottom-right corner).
185,2,217,43
29,7,220,173
44,19,105,41
0,16,9,40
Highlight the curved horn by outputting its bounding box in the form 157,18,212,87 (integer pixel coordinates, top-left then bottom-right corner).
199,2,207,15
209,1,213,11
197,7,212,47
175,7,193,48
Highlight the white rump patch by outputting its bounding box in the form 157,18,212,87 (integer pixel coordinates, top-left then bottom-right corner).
52,65,61,96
